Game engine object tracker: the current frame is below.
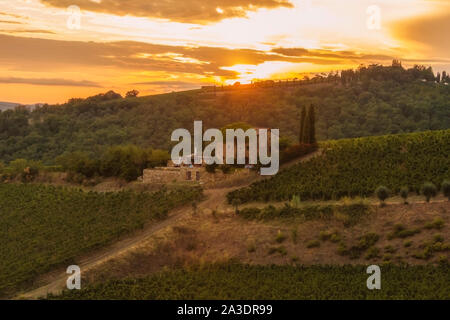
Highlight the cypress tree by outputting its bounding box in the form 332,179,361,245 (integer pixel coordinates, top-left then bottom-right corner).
299,107,306,143
309,104,316,144
302,107,310,144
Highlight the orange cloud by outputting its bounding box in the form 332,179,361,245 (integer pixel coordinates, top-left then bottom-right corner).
0,34,341,78
0,77,101,87
40,0,293,24
272,48,395,63
390,12,450,57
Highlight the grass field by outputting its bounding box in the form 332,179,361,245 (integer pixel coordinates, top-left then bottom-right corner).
50,263,450,300
0,184,202,297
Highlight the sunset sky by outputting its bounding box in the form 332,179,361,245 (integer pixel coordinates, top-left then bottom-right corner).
0,0,449,104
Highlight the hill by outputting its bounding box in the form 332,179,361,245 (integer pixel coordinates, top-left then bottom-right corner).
0,101,19,111
0,64,449,164
227,130,450,203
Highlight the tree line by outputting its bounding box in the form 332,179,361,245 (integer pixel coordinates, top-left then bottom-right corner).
0,145,170,183
56,145,170,182
0,62,448,166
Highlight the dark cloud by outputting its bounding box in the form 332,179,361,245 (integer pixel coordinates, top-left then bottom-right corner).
0,77,101,87
40,0,293,24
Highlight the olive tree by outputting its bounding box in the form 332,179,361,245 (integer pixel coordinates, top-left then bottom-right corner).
400,187,409,205
375,186,390,207
421,182,437,203
442,180,450,201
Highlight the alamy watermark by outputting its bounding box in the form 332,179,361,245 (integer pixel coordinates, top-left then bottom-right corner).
367,5,381,30
67,5,81,30
171,121,279,175
366,265,381,290
66,265,81,290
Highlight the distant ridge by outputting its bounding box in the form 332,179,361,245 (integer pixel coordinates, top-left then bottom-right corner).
0,101,20,111
0,101,42,111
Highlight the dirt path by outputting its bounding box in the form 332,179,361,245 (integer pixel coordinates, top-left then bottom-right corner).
13,150,352,299
15,187,234,300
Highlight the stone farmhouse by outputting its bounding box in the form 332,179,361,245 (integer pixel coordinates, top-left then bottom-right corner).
142,128,276,184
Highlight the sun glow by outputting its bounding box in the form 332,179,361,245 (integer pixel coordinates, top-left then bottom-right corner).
0,0,448,103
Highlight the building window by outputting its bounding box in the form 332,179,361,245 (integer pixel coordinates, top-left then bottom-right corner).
196,171,200,181
186,171,192,180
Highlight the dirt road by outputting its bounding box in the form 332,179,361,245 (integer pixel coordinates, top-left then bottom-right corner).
16,187,234,300
14,150,325,299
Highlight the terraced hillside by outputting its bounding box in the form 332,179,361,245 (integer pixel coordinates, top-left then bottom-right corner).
228,130,450,203
0,184,202,297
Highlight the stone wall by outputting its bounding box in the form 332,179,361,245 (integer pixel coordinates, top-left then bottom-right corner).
142,166,253,185
143,167,182,184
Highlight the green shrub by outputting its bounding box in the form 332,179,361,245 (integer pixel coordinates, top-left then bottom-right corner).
290,195,301,208
319,230,333,241
433,234,444,243
421,182,437,202
330,233,341,243
268,246,287,256
414,245,434,260
275,230,287,243
403,240,413,248
306,240,321,248
346,233,380,259
414,238,450,260
383,253,393,262
319,230,340,242
424,218,445,230
400,187,409,204
388,224,421,239
375,186,390,206
442,180,450,201
365,247,380,260
384,245,397,254
357,233,380,249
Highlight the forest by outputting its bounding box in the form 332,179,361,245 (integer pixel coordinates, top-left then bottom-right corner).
0,63,449,166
